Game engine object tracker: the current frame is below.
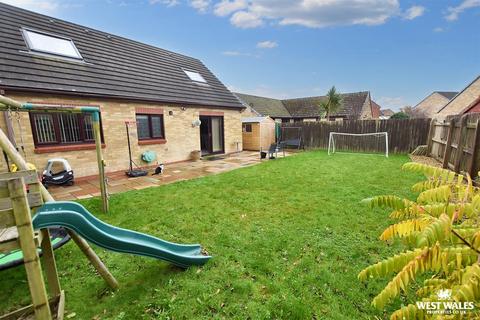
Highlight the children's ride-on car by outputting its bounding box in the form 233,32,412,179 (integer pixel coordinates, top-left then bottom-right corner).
42,158,74,188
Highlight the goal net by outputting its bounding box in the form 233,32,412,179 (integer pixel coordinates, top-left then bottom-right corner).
327,132,389,157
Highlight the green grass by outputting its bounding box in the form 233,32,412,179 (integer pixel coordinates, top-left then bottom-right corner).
0,151,423,319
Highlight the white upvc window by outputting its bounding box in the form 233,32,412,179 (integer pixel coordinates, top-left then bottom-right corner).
183,70,207,83
22,28,83,60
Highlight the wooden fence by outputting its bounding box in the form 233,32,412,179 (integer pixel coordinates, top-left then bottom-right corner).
281,118,431,154
427,113,480,177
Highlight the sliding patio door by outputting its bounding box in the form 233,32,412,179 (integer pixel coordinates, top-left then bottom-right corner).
200,116,224,155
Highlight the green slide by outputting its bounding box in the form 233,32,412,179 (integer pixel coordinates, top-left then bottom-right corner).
32,202,211,268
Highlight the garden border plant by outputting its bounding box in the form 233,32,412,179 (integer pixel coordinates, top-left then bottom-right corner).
360,162,480,319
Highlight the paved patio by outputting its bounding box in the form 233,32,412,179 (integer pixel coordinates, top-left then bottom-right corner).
49,151,291,201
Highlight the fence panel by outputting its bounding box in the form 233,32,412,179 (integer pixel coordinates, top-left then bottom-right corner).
427,113,480,177
281,118,431,154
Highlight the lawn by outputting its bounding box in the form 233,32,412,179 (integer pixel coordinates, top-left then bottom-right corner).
0,151,423,319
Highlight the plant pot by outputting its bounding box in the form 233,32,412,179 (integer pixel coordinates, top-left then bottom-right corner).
260,152,267,159
191,150,201,161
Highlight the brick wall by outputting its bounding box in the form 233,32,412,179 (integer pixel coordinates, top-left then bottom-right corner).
414,93,450,118
437,77,480,118
0,92,243,177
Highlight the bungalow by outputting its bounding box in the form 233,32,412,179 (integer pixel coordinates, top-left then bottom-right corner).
0,3,244,178
235,91,374,122
437,75,480,118
413,91,458,118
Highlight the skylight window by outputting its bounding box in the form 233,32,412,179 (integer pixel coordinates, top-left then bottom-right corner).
183,70,207,83
22,28,83,60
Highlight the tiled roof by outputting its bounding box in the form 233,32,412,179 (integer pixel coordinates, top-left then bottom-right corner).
236,91,370,119
0,2,243,109
235,93,291,117
283,92,370,118
371,101,381,118
435,91,458,100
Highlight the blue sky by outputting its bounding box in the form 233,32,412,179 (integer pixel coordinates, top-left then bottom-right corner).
4,0,480,111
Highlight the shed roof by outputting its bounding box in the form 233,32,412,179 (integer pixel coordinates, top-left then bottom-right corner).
242,116,272,123
0,2,243,109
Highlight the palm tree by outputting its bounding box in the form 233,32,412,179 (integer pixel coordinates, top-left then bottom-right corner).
319,86,343,120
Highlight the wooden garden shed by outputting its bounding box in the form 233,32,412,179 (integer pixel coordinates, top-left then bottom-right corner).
242,117,276,151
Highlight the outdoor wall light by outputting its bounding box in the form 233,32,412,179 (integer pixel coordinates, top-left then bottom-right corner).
192,119,201,127
181,106,186,111
169,110,173,116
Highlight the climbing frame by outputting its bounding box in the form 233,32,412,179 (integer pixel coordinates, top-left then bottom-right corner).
0,170,64,320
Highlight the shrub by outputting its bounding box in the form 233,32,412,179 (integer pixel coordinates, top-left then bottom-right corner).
359,162,480,319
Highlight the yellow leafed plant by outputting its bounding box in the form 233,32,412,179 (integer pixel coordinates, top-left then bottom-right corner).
359,162,480,319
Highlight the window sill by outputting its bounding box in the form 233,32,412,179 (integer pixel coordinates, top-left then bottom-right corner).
34,143,106,154
138,139,167,145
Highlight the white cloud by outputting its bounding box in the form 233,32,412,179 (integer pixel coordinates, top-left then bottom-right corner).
403,5,425,20
230,10,263,28
190,0,210,13
222,50,256,57
433,27,444,32
223,0,401,29
214,0,247,16
445,0,480,21
257,40,278,49
150,0,180,6
0,0,59,14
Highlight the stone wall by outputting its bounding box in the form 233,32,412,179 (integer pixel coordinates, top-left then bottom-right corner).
0,92,243,177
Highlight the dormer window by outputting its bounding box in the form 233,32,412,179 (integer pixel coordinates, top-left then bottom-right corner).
22,28,83,60
183,70,207,83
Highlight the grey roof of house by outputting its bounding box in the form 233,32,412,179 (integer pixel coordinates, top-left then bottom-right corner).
0,2,243,109
235,93,291,117
435,91,458,100
283,92,369,118
236,91,370,119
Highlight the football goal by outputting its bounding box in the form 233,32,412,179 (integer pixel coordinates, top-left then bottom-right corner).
327,132,389,157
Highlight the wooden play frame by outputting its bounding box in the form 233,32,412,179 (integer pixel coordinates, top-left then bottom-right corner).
0,95,119,319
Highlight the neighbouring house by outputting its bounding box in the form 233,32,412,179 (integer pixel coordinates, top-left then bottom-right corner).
235,91,374,122
462,97,480,114
437,76,480,118
242,117,276,151
371,101,381,119
0,3,244,178
413,91,458,118
380,109,395,119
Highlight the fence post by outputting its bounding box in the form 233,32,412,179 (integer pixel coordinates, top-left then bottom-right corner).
454,115,468,173
442,119,455,169
426,119,435,156
469,119,480,178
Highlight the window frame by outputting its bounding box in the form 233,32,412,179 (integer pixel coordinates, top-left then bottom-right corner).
243,123,253,133
29,112,104,147
136,113,165,141
182,69,207,83
21,27,83,60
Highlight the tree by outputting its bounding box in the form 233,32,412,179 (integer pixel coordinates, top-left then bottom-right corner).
390,112,409,119
319,86,343,120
